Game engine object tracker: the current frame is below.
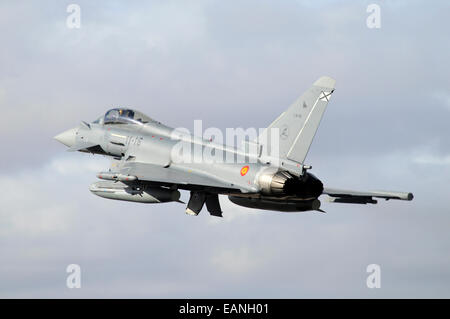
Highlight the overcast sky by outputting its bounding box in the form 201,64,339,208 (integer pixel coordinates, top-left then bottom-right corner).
1,0,449,298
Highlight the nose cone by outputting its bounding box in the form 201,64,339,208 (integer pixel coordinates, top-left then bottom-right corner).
54,127,77,147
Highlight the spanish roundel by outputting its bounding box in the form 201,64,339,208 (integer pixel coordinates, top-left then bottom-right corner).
240,165,249,176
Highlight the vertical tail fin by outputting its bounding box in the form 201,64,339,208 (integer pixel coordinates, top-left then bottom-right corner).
258,76,336,164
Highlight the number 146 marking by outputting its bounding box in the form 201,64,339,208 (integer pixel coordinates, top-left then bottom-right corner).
126,136,143,146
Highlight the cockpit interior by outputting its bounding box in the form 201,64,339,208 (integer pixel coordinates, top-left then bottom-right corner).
93,108,153,125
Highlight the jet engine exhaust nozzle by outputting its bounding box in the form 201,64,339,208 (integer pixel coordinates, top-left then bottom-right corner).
258,170,323,198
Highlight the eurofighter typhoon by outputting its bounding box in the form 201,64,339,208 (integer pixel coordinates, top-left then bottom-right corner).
54,77,413,217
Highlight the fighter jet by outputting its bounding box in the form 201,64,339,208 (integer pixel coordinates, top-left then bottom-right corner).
54,76,413,217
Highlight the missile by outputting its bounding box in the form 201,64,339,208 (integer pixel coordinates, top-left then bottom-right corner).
96,172,137,182
89,181,180,203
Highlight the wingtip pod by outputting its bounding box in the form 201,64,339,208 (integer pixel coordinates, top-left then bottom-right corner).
313,76,336,89
392,191,414,201
372,190,414,201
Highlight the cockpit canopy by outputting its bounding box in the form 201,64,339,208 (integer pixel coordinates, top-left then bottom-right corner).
94,108,153,125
